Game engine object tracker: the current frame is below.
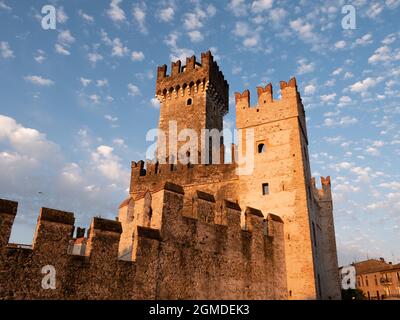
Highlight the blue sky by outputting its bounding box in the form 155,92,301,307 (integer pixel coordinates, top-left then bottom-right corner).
0,0,399,266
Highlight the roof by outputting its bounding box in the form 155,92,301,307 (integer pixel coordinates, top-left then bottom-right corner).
353,259,400,275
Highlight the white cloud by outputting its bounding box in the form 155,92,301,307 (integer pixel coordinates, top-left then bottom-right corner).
344,72,354,79
382,33,396,45
133,4,147,33
188,30,204,43
232,66,242,75
96,79,108,87
34,49,46,63
320,93,336,103
78,10,94,23
58,30,75,44
111,38,129,57
297,59,315,75
159,7,174,22
368,46,399,64
100,30,129,57
0,41,14,59
183,5,215,32
127,83,140,96
324,116,358,127
269,8,287,24
290,18,316,41
131,51,145,61
61,163,82,184
150,98,160,109
0,117,130,239
207,4,217,16
55,43,70,55
339,116,358,126
4,122,128,214
366,3,384,18
251,0,273,13
57,7,69,24
243,36,259,48
336,162,352,171
354,33,373,46
386,0,400,9
335,40,346,49
80,78,92,87
0,115,59,160
366,147,380,156
338,96,352,107
104,114,118,123
233,22,250,37
89,94,101,104
113,138,127,148
164,32,194,62
332,68,343,76
372,140,385,147
107,0,126,23
87,52,103,65
350,77,384,93
227,0,248,17
335,183,360,193
304,84,316,96
379,182,400,190
184,12,205,30
91,145,126,181
55,30,75,56
0,1,12,11
23,75,54,86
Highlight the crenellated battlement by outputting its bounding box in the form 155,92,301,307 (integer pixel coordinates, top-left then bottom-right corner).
311,176,332,202
0,181,286,299
235,77,308,142
155,51,229,115
235,77,299,109
129,160,238,196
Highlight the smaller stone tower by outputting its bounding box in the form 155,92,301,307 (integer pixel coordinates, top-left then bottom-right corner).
155,51,229,164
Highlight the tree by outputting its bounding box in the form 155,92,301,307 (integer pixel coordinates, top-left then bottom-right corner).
342,289,367,300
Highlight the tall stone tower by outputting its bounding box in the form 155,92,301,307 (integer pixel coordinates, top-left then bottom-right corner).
235,79,340,299
155,51,229,164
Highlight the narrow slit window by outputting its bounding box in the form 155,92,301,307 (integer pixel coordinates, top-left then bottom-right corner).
262,183,269,195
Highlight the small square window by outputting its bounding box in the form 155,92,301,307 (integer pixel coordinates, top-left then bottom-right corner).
262,183,269,195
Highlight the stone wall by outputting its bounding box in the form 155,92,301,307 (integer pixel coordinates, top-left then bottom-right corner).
0,183,286,300
235,79,319,299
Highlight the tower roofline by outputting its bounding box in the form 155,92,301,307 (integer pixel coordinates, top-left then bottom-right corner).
155,50,229,109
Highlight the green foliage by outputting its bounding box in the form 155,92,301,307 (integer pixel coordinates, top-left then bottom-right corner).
341,289,367,300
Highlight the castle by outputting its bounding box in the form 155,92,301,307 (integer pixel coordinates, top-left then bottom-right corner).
0,51,341,300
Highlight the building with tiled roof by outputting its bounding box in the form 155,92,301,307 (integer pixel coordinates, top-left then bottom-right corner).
353,258,400,300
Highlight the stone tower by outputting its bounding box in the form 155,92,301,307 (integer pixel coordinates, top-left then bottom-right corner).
155,51,229,164
235,79,340,299
125,51,341,300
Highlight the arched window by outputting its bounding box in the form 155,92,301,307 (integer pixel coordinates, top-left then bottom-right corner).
187,98,192,105
258,143,266,153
